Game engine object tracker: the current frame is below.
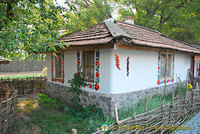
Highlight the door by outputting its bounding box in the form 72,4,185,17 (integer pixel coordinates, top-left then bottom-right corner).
191,56,195,83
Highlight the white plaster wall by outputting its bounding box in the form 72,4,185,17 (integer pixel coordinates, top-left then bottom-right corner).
46,51,77,86
64,51,77,86
46,52,51,82
47,49,192,95
109,49,191,94
46,49,113,94
174,53,191,82
110,49,158,94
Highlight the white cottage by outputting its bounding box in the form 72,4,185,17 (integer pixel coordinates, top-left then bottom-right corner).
45,18,200,115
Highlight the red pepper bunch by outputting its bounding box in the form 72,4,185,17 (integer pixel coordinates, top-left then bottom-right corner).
115,53,121,70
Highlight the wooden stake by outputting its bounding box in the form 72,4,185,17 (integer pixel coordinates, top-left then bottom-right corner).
145,98,148,112
133,112,136,119
96,128,100,132
164,51,169,95
114,105,119,124
186,82,188,98
72,129,77,134
172,87,175,104
161,101,164,108
196,83,199,90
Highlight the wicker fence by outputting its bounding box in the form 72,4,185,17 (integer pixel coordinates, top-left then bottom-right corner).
0,76,47,95
0,83,18,134
94,83,200,134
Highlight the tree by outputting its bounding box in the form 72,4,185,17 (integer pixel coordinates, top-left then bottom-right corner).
0,0,66,58
64,0,113,32
116,0,200,43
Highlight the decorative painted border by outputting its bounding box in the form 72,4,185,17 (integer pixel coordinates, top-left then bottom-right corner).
157,53,174,85
51,53,65,83
196,62,199,78
77,50,100,91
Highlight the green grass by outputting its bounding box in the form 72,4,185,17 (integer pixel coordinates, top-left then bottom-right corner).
117,85,187,120
0,74,43,79
8,85,187,134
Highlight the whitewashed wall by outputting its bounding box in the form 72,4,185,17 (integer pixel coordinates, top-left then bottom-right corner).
109,49,191,94
174,53,191,82
46,49,113,94
47,49,192,95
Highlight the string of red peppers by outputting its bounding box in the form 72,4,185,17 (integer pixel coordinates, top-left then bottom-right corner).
115,52,121,70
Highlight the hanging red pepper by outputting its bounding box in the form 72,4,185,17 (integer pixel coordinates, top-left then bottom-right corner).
115,53,121,70
127,57,129,76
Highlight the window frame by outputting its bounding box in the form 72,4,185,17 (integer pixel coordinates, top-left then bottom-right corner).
82,50,95,82
55,52,62,78
160,53,172,79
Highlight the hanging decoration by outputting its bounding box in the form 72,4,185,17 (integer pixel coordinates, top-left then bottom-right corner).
157,52,175,85
51,53,65,83
127,57,129,76
77,52,81,76
78,50,100,91
115,53,121,70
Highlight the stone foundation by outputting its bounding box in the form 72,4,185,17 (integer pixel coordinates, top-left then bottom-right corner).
45,81,182,116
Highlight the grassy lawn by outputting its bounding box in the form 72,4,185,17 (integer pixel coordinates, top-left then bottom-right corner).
0,74,43,79
7,85,187,134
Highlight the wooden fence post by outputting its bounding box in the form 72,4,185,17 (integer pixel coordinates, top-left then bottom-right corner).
186,82,188,98
17,77,19,90
145,98,148,112
161,101,165,127
114,105,119,124
72,129,77,134
96,128,100,132
7,78,9,85
12,78,14,87
196,83,199,90
27,77,28,90
172,88,175,104
21,79,24,95
32,76,34,93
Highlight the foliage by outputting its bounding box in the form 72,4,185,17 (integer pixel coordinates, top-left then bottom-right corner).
0,74,41,79
8,85,187,133
64,0,113,32
38,93,57,107
0,0,66,58
116,0,200,43
67,73,84,107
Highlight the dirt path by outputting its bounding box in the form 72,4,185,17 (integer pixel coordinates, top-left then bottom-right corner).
0,71,42,77
174,112,200,134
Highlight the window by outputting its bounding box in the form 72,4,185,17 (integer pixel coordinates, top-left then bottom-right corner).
160,54,172,78
82,51,94,82
55,53,62,78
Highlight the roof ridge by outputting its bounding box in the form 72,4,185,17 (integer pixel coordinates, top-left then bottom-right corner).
103,19,132,39
115,20,162,35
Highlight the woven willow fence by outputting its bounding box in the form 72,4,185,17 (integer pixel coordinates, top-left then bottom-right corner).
0,76,47,95
0,83,18,134
94,83,200,134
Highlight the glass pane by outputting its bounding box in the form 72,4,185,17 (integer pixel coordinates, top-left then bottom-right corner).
90,68,94,81
166,55,171,77
84,68,89,80
55,53,61,78
84,53,88,65
160,55,165,77
90,52,94,65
